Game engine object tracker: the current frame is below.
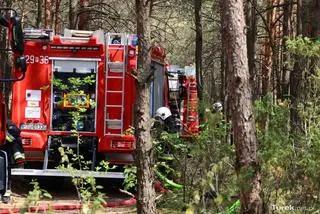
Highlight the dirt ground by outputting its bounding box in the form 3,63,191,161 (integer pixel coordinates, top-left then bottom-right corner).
0,177,136,214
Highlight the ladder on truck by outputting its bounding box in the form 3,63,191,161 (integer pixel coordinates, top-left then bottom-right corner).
186,80,198,121
167,71,182,130
184,78,198,135
105,33,128,136
23,29,53,40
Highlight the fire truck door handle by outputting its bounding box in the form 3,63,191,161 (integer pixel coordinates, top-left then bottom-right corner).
43,98,49,122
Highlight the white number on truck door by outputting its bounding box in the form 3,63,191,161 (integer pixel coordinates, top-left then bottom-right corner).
25,55,49,64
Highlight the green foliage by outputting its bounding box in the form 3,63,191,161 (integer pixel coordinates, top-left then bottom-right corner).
53,75,95,93
123,165,137,191
259,34,320,212
57,142,110,214
95,160,116,172
286,36,320,57
154,131,187,185
255,95,291,168
52,78,68,91
68,75,95,92
255,94,320,211
54,75,109,213
154,104,238,214
160,93,320,213
21,180,52,214
56,140,111,213
72,176,106,214
53,75,96,110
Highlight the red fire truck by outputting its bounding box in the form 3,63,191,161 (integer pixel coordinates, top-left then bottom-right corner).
167,65,199,137
10,29,198,178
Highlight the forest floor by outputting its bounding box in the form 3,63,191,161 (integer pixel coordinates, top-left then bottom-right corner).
0,177,136,213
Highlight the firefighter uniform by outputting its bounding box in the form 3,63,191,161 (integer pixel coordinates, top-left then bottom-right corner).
5,120,25,165
0,120,25,203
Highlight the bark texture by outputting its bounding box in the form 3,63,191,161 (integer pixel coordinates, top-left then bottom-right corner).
280,0,291,99
135,0,156,213
261,0,277,97
223,0,262,213
245,0,257,99
36,0,42,28
194,0,203,101
54,0,61,32
219,0,228,118
44,0,53,29
78,0,89,30
69,0,74,29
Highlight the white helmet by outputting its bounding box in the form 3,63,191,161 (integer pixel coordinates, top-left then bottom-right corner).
155,107,172,120
212,102,223,112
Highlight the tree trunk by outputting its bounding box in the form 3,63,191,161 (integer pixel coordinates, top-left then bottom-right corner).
219,0,228,119
36,0,42,28
69,0,74,29
261,0,277,97
280,0,291,99
289,55,305,136
289,0,320,136
78,0,89,30
245,0,257,100
223,0,262,213
273,0,282,101
194,0,203,101
44,0,53,29
135,0,156,214
289,0,303,136
54,0,61,33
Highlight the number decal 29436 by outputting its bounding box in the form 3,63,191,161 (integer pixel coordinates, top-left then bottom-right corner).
25,55,49,64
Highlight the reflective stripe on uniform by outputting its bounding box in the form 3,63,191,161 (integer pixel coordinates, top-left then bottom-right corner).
13,152,25,160
6,131,15,142
3,190,11,197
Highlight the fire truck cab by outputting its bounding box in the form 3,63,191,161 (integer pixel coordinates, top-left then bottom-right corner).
10,28,198,178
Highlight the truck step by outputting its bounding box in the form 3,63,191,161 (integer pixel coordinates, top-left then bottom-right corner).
11,168,125,179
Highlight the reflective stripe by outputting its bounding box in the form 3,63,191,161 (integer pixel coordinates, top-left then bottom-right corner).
3,190,11,197
13,152,25,160
6,131,15,142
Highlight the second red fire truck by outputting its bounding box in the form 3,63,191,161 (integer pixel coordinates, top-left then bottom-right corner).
10,28,199,178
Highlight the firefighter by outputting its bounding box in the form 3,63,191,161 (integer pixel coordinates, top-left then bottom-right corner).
154,107,178,133
211,101,223,113
0,120,25,203
153,107,179,182
111,35,121,44
6,120,25,166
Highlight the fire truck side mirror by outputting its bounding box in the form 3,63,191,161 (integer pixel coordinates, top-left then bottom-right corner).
15,56,27,74
10,16,24,54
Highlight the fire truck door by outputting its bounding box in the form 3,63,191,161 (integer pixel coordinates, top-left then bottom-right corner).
150,61,165,116
50,59,98,132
